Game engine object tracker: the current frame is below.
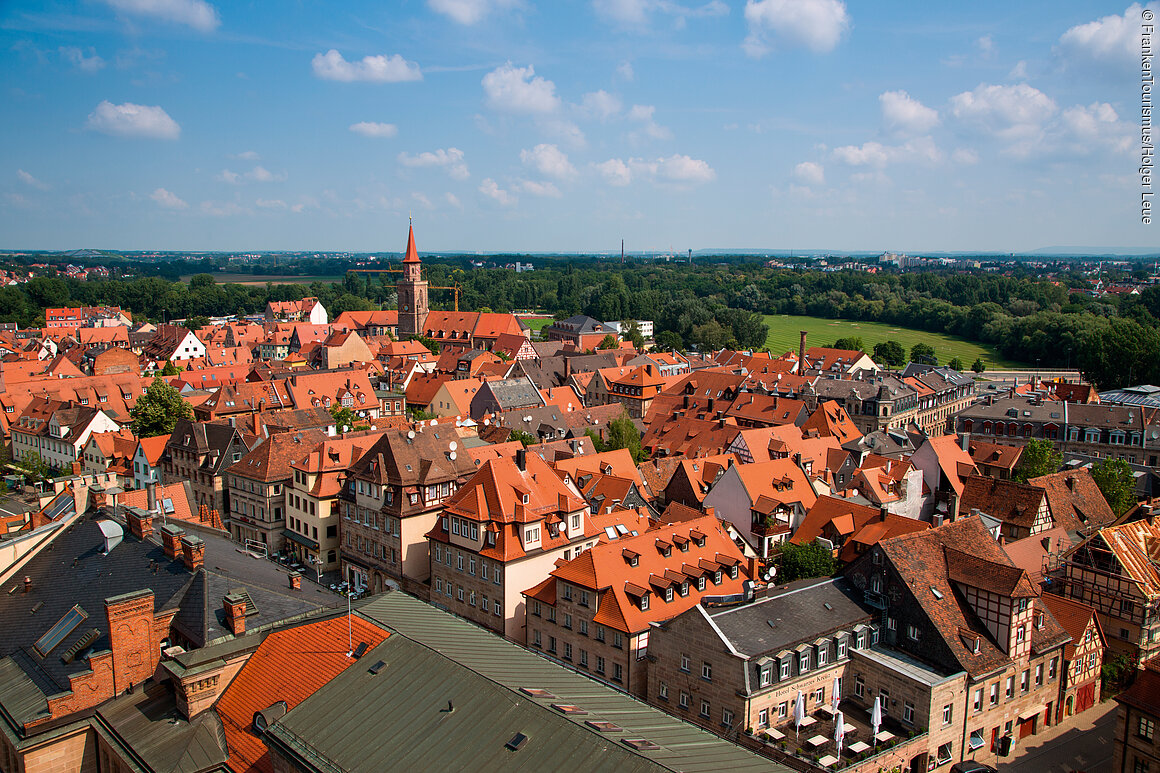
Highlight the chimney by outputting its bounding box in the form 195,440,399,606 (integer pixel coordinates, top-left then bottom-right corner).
23,576,31,594
705,506,716,519
747,555,760,581
959,433,970,452
146,480,158,514
646,364,654,377
127,508,153,541
160,524,184,559
707,397,715,413
799,331,807,371
558,492,569,513
223,593,246,636
181,534,205,571
683,394,690,409
564,357,572,380
515,448,527,471
288,571,302,591
1066,476,1075,491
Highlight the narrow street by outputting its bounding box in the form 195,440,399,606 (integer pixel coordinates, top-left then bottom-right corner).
1002,700,1115,773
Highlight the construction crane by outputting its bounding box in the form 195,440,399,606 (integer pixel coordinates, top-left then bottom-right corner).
429,284,461,312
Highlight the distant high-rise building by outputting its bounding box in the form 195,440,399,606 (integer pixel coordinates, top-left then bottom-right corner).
397,222,429,339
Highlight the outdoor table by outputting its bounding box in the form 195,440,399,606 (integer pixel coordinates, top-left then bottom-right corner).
766,728,785,741
817,705,836,719
817,755,838,767
874,731,895,743
798,716,817,728
841,722,856,734
848,741,870,754
806,735,827,749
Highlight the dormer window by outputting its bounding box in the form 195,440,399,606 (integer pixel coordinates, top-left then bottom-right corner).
522,494,530,505
665,587,674,602
640,594,649,611
681,581,689,597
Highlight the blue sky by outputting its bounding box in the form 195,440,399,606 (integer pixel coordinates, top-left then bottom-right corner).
0,0,1154,253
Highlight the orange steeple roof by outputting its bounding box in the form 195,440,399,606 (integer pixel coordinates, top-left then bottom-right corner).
403,221,420,264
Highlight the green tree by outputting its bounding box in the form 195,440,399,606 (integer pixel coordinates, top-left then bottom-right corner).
1013,438,1063,483
606,410,645,463
183,315,211,330
971,357,987,373
414,335,441,354
947,357,965,371
130,377,193,438
160,360,181,376
1091,458,1137,517
872,340,906,367
329,405,369,433
509,429,538,447
655,330,683,352
833,336,864,351
624,321,645,350
776,542,837,583
597,334,619,350
909,342,937,365
19,451,50,481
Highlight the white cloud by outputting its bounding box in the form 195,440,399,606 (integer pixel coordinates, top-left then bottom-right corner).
627,104,672,140
428,0,519,24
150,187,187,209
199,200,249,217
312,50,422,83
255,198,287,209
580,90,621,121
85,100,180,139
832,136,941,168
350,121,399,138
949,83,1057,144
398,147,470,179
16,170,50,191
1009,60,1029,80
597,154,716,185
976,35,995,58
743,0,849,56
540,117,586,147
1059,102,1133,153
444,192,463,208
479,178,516,205
593,0,728,27
520,179,562,197
951,148,979,165
617,61,635,81
482,63,560,114
412,192,434,209
60,46,105,72
217,165,286,184
520,144,576,179
231,150,260,160
1058,4,1151,71
792,161,825,186
879,90,939,135
596,158,633,186
101,0,220,31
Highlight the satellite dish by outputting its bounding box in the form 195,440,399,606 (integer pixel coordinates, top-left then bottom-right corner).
484,417,490,425
407,430,416,439
449,441,458,451
449,451,457,460
430,418,438,426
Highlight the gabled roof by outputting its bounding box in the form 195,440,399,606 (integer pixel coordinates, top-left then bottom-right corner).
227,430,329,483
960,475,1048,530
1039,593,1102,660
137,433,171,466
800,400,862,443
730,458,817,511
792,495,928,562
1083,518,1160,600
968,439,1023,472
1027,469,1117,531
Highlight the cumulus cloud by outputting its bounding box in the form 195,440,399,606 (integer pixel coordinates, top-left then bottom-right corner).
1058,3,1153,71
217,166,285,184
350,121,398,138
444,192,463,208
832,136,941,168
16,170,50,191
101,0,220,31
596,154,716,185
428,0,520,24
60,46,105,72
580,90,622,121
879,90,939,135
312,49,422,82
952,148,980,165
482,63,561,114
792,161,825,186
479,178,516,205
520,144,576,179
627,104,672,141
520,179,562,197
743,0,849,56
949,83,1057,145
593,0,728,27
617,61,635,81
85,100,180,139
150,187,187,209
398,147,470,179
1059,102,1133,153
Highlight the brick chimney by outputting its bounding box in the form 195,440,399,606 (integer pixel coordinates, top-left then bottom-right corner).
127,508,153,541
288,572,302,591
223,593,246,635
799,331,808,371
160,524,184,559
146,480,158,514
180,534,205,571
515,448,527,471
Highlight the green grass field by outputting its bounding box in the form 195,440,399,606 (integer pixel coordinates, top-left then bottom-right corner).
518,316,555,332
762,315,1025,369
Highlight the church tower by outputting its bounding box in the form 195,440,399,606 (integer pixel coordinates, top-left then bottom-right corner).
397,221,429,339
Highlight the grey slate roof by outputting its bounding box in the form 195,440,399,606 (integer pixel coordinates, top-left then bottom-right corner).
266,591,789,773
96,681,229,773
482,376,543,411
706,578,873,658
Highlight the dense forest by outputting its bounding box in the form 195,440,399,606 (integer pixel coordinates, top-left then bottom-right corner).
2,259,1158,390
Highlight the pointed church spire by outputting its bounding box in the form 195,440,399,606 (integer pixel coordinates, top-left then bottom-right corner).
403,220,420,264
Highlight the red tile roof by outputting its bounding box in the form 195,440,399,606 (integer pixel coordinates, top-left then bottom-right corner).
216,616,389,773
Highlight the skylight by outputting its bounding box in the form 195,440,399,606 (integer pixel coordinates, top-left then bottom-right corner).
34,605,88,658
